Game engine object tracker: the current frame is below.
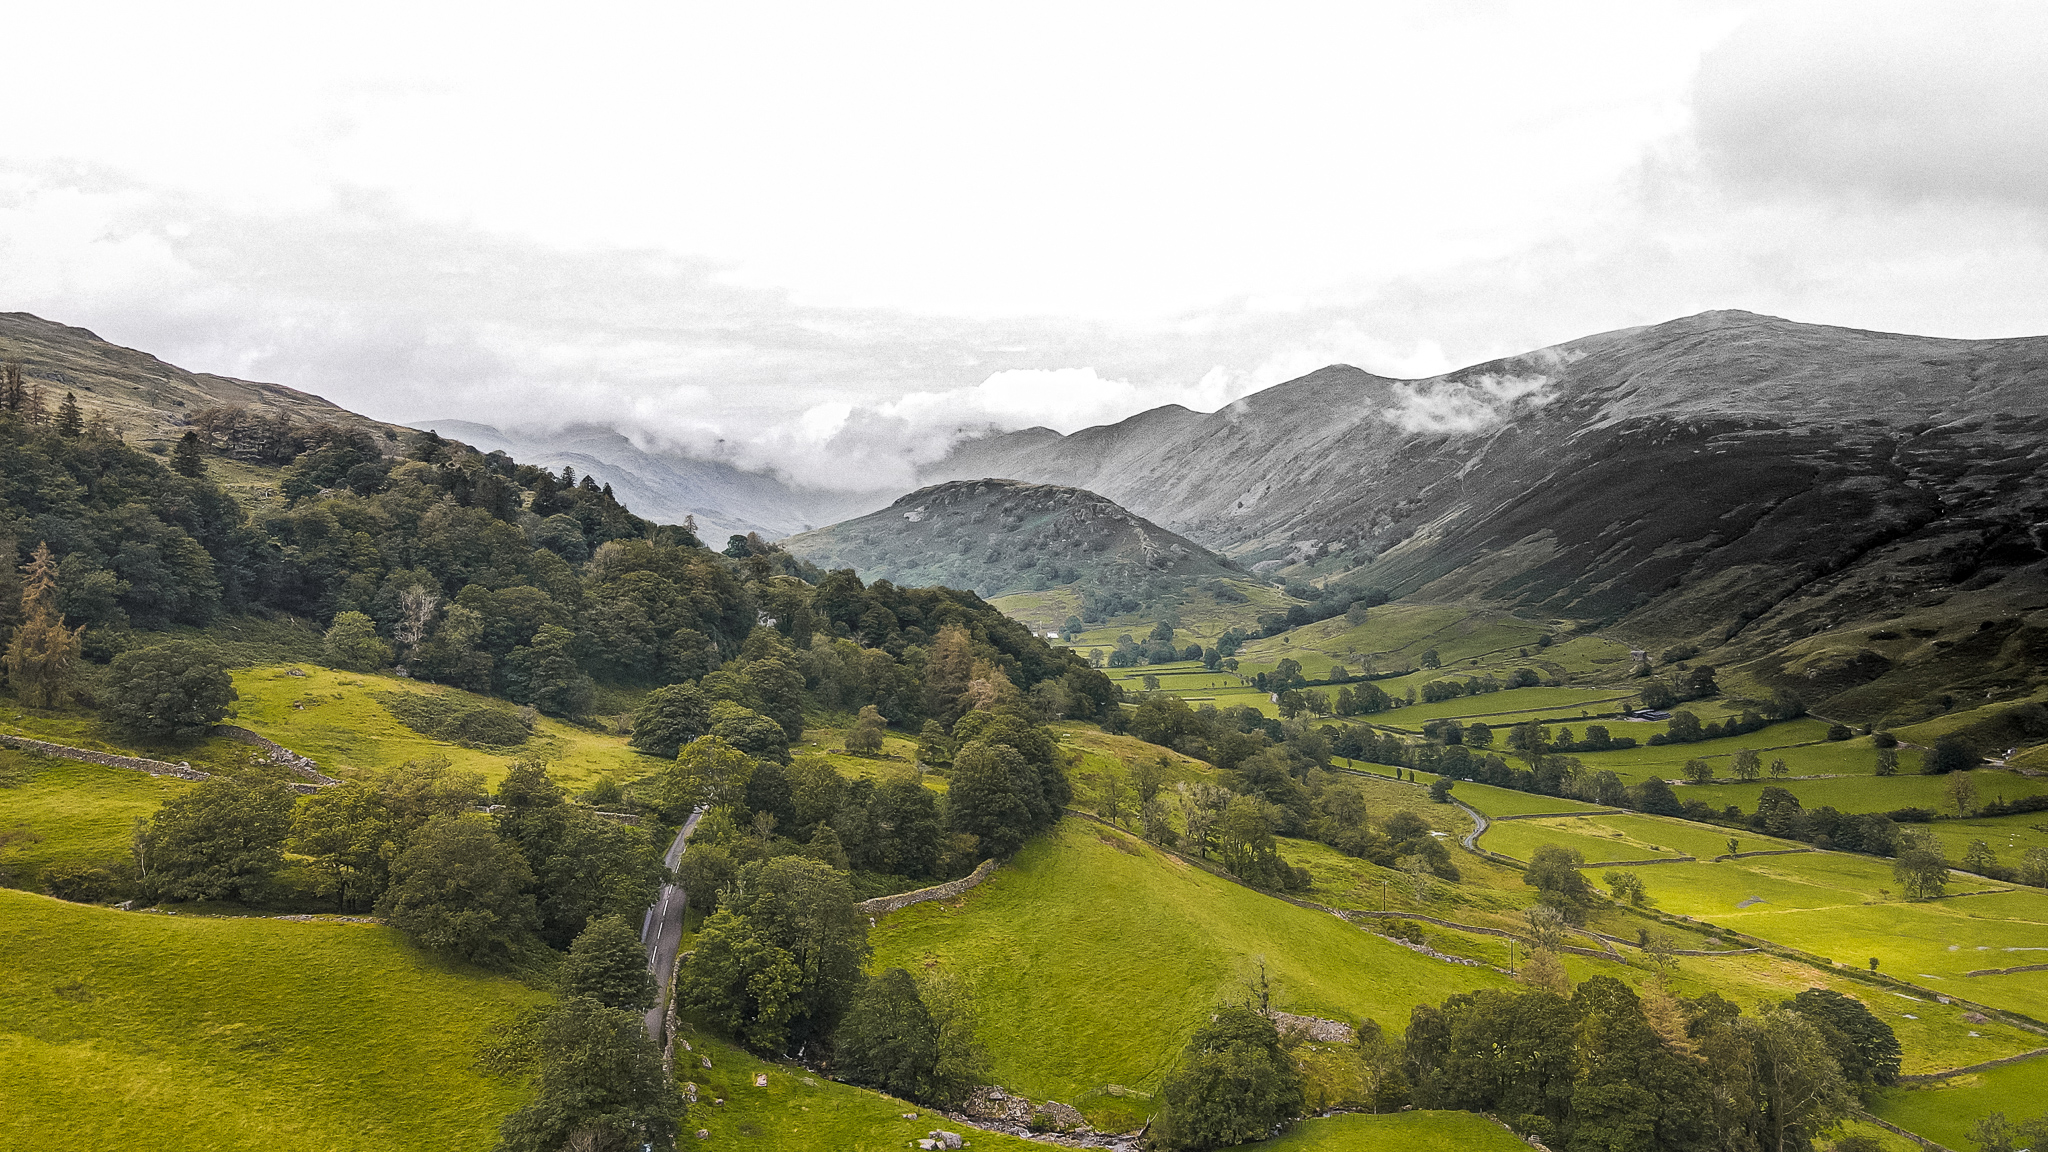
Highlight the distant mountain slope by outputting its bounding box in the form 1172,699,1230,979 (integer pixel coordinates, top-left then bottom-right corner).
0,312,404,448
927,311,2048,719
412,419,890,544
781,478,1238,599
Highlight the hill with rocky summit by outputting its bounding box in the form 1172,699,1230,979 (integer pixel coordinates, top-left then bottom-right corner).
928,311,2048,723
781,478,1238,600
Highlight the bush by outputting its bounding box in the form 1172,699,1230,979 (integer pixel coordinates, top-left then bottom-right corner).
100,642,238,740
44,861,124,903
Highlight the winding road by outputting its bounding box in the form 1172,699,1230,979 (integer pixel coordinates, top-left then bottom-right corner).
640,807,703,1040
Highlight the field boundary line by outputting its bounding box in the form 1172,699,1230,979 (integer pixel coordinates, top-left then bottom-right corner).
1963,962,2048,977
1488,809,1626,821
1894,1046,2048,1084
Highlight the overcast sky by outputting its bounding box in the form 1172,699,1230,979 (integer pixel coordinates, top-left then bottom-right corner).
4,1,2045,489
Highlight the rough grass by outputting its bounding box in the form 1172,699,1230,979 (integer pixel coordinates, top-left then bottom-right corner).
1262,1109,1532,1151
229,664,645,790
0,750,192,889
0,887,540,1152
865,818,1509,1114
1871,1053,2048,1151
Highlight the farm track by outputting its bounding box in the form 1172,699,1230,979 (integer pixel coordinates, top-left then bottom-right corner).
642,807,703,1040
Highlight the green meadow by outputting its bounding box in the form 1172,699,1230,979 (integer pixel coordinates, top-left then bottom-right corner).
0,749,194,888
866,818,1510,1117
1452,780,1611,817
1871,1054,2048,1152
1924,813,2048,862
671,1029,1043,1151
1480,816,1692,864
0,888,540,1152
228,664,648,790
1674,767,2048,815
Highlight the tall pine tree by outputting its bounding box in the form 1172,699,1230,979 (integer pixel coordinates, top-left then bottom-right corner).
55,392,83,438
3,542,86,708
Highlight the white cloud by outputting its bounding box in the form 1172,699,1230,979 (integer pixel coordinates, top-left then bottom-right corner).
2,1,2047,503
1382,373,1558,435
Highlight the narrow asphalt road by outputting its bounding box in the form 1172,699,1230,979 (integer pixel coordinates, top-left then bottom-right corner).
641,807,703,1040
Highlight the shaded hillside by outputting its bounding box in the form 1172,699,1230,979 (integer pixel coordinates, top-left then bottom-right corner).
929,311,2048,722
412,419,890,545
782,478,1238,601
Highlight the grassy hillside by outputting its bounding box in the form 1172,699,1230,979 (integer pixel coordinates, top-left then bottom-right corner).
0,749,193,889
228,664,650,790
0,888,539,1152
866,817,1510,1117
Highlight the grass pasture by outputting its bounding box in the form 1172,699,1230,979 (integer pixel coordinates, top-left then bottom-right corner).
866,818,1509,1118
0,749,193,889
1674,767,2048,817
0,888,539,1152
1872,1054,2048,1152
1481,816,1689,865
672,1029,1044,1151
229,664,647,790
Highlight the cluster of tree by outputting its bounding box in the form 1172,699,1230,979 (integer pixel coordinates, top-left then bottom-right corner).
661,669,1073,902
1248,586,1380,638
1106,624,1203,668
1401,980,1897,1151
1417,668,1543,703
1635,665,1728,710
675,855,989,1106
2,398,1117,747
125,759,662,961
1646,707,1774,747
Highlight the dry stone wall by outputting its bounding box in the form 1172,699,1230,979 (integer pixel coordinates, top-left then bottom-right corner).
0,732,211,781
855,859,997,917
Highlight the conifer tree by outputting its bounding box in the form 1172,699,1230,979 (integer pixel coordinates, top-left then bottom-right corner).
170,430,207,477
2,542,85,708
55,391,83,438
0,362,23,412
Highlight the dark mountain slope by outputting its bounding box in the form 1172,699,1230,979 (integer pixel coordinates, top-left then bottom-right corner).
781,478,1237,599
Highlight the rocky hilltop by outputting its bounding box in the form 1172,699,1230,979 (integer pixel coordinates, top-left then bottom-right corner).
781,478,1237,600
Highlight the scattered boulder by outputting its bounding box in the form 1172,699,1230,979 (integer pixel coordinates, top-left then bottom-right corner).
754,1073,768,1087
1031,1101,1087,1133
928,1132,963,1150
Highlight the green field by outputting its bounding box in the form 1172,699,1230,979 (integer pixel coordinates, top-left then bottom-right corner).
0,888,540,1152
0,749,194,888
229,664,649,790
1674,767,2048,816
1262,1110,1531,1151
866,818,1509,1117
1871,1054,2048,1152
1452,781,1611,818
1480,816,1691,864
1924,813,2048,864
673,1028,1042,1151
